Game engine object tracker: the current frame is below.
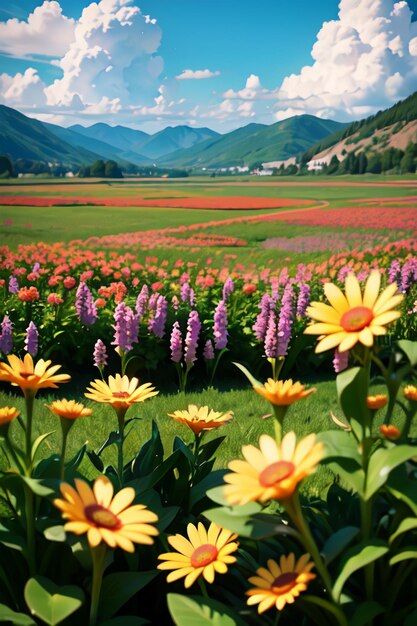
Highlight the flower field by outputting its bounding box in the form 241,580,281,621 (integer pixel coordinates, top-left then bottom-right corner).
1,177,417,626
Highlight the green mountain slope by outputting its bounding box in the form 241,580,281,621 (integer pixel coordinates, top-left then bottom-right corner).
42,122,150,165
302,90,417,163
137,125,219,159
162,116,345,167
69,122,150,156
0,105,103,167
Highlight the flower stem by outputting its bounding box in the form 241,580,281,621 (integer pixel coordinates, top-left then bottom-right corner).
285,494,348,626
24,484,36,575
24,392,35,473
59,418,74,481
198,577,209,599
116,410,126,486
89,544,107,626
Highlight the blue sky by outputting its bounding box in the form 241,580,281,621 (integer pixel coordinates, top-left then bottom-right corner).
0,1,416,132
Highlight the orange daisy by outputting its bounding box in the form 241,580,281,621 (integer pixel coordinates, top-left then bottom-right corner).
46,399,92,420
254,379,316,406
167,404,233,435
247,554,316,613
223,432,323,505
54,475,158,552
0,354,70,395
305,271,403,353
157,521,238,588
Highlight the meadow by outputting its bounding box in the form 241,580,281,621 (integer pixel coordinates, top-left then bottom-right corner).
1,175,417,626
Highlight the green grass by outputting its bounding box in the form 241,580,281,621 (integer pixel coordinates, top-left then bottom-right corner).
1,380,408,498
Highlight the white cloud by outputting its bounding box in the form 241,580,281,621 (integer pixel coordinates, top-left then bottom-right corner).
176,69,220,80
275,0,417,121
0,1,75,58
223,73,273,100
0,68,47,106
43,0,163,109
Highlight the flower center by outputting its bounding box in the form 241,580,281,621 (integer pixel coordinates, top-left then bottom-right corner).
259,461,295,487
190,544,218,568
271,572,298,594
112,391,130,398
85,504,121,529
340,306,374,332
20,372,33,379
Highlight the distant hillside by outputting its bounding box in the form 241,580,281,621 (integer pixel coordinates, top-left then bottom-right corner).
43,122,151,165
137,125,219,159
162,116,345,168
303,91,417,165
70,122,218,160
0,105,102,167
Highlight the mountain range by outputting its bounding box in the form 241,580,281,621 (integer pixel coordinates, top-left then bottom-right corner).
1,91,416,172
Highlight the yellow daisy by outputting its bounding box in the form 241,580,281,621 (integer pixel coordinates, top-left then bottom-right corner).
223,432,323,505
157,521,238,588
254,379,316,406
167,404,233,435
0,354,70,395
366,395,388,410
54,475,158,552
247,554,316,613
0,406,20,425
305,271,403,353
85,374,158,415
46,399,92,420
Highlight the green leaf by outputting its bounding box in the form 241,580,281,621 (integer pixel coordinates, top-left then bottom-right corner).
0,522,26,552
0,603,36,626
198,437,227,463
321,526,359,565
131,421,164,477
167,594,247,626
389,549,417,566
232,362,261,388
189,471,227,510
404,608,417,626
333,541,388,600
397,339,417,366
203,505,297,540
98,571,157,620
87,450,104,472
31,432,55,463
365,445,417,500
43,526,66,543
24,576,84,626
349,601,385,626
65,443,87,473
386,471,417,515
336,367,370,440
20,476,55,497
389,518,417,544
96,431,120,456
318,431,364,495
100,618,149,626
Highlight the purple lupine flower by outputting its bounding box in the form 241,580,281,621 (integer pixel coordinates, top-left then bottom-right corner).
112,302,139,353
75,282,97,326
203,339,215,360
0,315,13,354
189,288,196,308
25,321,38,356
333,348,349,373
277,283,294,357
253,293,273,341
180,282,191,303
135,284,149,318
32,262,40,273
388,259,401,285
170,321,183,363
264,311,278,358
148,293,159,312
8,276,19,294
401,258,417,293
296,283,311,317
222,277,234,301
93,339,108,370
149,295,168,339
213,299,228,350
184,310,201,366
337,266,353,282
278,267,289,285
179,272,190,285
